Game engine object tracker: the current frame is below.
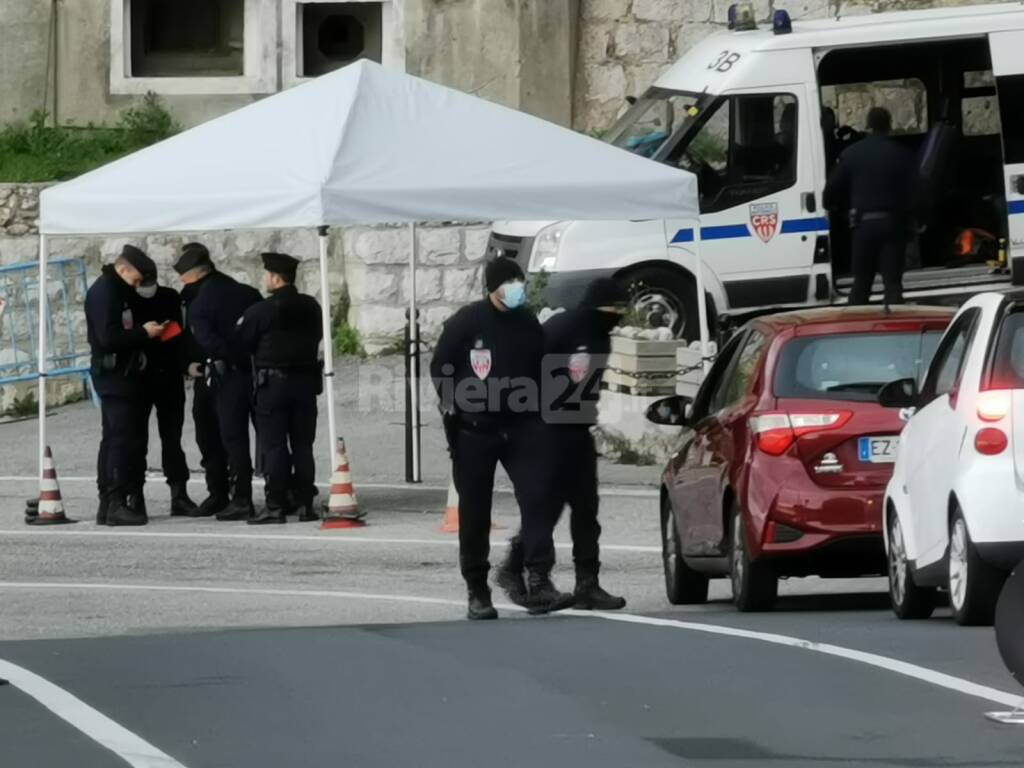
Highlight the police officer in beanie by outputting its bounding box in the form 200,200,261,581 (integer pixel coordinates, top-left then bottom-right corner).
174,242,261,521
131,264,198,517
86,245,168,526
496,277,628,610
824,106,915,305
174,244,232,517
430,258,574,620
235,253,323,525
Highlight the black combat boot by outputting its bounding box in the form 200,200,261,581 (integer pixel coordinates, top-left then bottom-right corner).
107,494,147,527
525,571,575,616
573,570,626,611
169,482,199,517
217,493,255,521
495,537,528,607
296,503,320,523
467,585,498,621
194,492,230,518
248,500,287,525
96,495,109,526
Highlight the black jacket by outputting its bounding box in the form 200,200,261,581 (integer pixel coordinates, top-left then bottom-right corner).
823,134,916,217
132,285,184,377
236,285,323,371
430,299,543,424
179,281,206,373
85,265,150,394
187,270,262,368
541,308,617,427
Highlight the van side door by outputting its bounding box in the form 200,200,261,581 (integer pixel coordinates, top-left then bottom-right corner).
990,31,1024,284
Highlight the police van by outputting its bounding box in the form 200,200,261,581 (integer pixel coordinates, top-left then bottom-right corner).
489,2,1024,339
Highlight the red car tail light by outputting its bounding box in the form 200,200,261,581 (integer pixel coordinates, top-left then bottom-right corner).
975,427,1008,455
977,390,1011,422
750,412,852,456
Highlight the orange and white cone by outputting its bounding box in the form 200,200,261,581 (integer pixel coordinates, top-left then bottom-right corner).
439,477,459,533
27,447,76,525
321,438,366,530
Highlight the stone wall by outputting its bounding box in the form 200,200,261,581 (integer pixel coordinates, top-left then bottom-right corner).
0,185,41,238
572,0,1008,134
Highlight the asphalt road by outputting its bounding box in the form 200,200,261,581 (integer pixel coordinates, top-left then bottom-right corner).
2,387,1023,766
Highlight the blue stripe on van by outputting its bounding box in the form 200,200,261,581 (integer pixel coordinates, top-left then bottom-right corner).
1009,200,1024,215
779,216,829,234
670,217,828,244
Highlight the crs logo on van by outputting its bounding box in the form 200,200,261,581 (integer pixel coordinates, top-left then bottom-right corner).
749,203,779,243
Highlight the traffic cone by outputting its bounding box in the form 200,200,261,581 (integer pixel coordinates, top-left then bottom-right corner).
439,477,459,533
321,438,366,530
27,447,76,525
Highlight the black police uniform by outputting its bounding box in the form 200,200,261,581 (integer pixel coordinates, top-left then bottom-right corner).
236,258,323,525
497,279,627,611
86,262,151,525
132,281,197,517
823,133,915,306
186,269,262,518
430,268,572,619
179,280,231,513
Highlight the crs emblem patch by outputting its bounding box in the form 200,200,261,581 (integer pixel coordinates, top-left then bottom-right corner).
568,351,591,384
749,202,779,243
470,348,492,380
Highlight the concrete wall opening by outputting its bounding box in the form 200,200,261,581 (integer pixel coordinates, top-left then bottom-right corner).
298,2,383,77
130,0,245,77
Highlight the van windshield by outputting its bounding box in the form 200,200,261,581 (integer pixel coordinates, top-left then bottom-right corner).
604,88,712,159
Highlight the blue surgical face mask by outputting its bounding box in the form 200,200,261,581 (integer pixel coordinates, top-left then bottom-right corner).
136,283,157,299
501,281,526,309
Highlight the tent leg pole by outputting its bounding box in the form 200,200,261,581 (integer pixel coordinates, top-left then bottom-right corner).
408,222,421,484
317,227,339,477
37,234,48,483
692,224,711,375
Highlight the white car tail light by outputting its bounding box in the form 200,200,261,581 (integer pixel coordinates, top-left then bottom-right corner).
750,412,853,456
977,390,1011,422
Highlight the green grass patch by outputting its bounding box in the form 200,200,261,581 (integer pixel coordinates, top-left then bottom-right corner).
0,94,181,182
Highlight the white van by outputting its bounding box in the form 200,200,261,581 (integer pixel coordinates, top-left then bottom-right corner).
489,3,1024,339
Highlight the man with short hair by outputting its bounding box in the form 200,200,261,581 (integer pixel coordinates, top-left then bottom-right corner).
175,243,261,521
824,106,916,306
86,245,167,526
236,253,323,525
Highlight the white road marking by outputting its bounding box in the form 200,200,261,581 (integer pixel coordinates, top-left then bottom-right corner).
0,529,662,554
576,611,1024,709
0,475,659,498
0,581,1019,710
0,657,187,768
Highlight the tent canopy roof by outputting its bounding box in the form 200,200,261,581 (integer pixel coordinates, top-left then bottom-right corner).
40,60,697,236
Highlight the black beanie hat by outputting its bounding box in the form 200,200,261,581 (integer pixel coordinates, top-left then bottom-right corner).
581,277,628,309
173,243,212,275
484,257,525,293
261,252,299,282
118,244,156,277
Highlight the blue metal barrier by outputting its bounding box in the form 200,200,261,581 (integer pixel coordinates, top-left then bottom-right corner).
0,257,92,399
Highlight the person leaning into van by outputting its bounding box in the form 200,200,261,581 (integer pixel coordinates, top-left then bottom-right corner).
824,106,916,306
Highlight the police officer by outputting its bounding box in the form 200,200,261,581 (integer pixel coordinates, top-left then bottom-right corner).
175,243,261,521
132,264,198,517
86,245,167,526
235,253,323,525
496,277,628,611
824,106,915,306
430,258,573,620
175,244,231,517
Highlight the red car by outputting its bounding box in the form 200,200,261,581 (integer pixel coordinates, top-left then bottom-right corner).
647,306,954,612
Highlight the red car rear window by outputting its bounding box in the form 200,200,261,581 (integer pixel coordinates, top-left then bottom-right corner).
774,330,943,402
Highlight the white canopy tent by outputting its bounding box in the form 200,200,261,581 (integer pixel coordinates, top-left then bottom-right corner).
38,59,701,486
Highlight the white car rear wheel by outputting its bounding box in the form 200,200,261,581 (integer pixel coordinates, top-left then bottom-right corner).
948,510,1005,626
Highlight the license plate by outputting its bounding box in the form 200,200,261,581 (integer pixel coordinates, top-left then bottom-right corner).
859,436,898,463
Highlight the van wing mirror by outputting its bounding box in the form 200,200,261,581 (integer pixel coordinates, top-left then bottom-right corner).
646,395,693,427
878,378,918,409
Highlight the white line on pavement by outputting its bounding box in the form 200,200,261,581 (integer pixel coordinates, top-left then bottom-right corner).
1,581,1018,709
576,611,1024,709
0,657,188,768
0,528,662,554
0,475,659,498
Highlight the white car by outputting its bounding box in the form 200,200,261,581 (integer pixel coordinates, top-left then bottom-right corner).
880,292,1024,625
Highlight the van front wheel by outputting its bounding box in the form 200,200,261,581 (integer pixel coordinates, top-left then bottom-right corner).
622,267,700,341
